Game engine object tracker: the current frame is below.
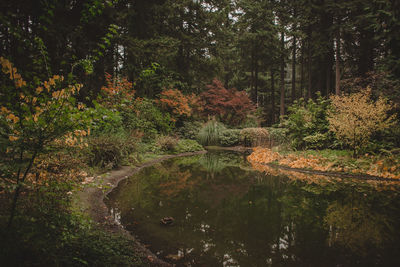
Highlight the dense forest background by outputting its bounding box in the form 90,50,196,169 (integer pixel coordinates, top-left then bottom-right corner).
2,0,399,126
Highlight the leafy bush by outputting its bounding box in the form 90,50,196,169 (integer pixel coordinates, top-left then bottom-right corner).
281,93,333,150
87,101,124,135
121,98,173,139
219,129,241,146
197,120,226,146
303,133,329,150
268,127,290,147
240,128,270,147
174,139,204,153
156,135,179,152
200,78,256,126
328,88,395,156
86,133,137,169
0,181,143,267
176,121,203,139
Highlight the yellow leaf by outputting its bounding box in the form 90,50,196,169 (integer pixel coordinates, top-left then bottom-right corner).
9,136,19,142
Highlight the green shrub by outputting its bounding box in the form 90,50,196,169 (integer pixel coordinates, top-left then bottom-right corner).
86,133,137,169
174,139,204,153
219,129,241,146
87,101,124,135
156,135,179,152
177,121,203,139
197,120,226,146
121,98,173,139
240,128,270,147
268,127,290,147
303,133,329,149
281,92,333,150
0,180,143,267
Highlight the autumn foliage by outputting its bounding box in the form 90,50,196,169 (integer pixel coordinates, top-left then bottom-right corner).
100,72,134,107
157,88,192,118
327,88,396,156
248,147,400,180
0,57,90,227
200,78,255,125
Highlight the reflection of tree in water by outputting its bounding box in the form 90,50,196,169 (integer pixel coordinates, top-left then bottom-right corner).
106,152,400,266
198,151,248,178
325,197,391,255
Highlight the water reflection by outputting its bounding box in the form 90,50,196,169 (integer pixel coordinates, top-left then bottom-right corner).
105,151,400,266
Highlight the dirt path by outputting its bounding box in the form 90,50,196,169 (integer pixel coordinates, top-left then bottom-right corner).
74,151,206,267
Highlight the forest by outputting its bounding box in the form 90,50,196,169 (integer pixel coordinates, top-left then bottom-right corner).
1,0,400,266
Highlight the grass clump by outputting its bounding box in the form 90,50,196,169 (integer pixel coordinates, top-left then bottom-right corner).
197,120,226,146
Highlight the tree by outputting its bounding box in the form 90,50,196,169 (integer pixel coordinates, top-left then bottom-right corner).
327,88,396,156
200,78,255,126
157,88,192,120
0,57,90,228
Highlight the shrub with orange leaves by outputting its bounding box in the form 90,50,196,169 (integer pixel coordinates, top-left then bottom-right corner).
158,88,191,117
100,72,135,108
0,57,91,227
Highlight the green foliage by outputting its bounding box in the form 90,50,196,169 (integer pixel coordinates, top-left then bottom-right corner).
219,129,241,147
197,120,226,146
122,98,173,139
176,121,203,140
174,139,204,153
86,101,124,135
239,128,270,147
281,93,333,150
0,180,143,266
86,133,137,169
268,127,290,148
302,133,329,150
156,135,179,152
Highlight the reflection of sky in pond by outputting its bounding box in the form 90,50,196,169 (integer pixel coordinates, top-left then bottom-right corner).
105,150,400,266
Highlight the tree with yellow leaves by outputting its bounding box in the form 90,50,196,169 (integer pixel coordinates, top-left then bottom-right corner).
0,57,91,228
327,88,396,157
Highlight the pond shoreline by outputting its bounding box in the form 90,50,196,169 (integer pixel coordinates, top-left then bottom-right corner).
263,162,400,181
75,151,207,267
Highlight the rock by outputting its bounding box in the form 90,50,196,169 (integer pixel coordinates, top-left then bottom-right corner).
160,216,174,225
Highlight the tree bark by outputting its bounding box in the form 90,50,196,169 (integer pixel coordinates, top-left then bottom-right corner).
300,41,305,98
271,68,275,124
335,24,341,95
291,34,296,102
307,35,312,100
280,31,285,118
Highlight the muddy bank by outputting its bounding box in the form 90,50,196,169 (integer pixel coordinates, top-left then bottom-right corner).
74,151,206,266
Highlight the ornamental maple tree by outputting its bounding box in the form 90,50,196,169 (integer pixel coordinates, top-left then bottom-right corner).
157,88,192,118
327,88,396,156
200,78,255,125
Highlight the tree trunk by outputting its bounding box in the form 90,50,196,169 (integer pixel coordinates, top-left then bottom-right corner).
255,58,259,106
300,41,305,98
280,31,285,118
335,25,341,95
307,36,312,100
271,68,275,124
291,34,296,103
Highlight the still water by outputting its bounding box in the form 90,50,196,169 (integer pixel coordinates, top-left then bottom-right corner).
105,150,400,266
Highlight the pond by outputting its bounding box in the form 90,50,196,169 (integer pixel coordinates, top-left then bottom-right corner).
105,150,400,266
